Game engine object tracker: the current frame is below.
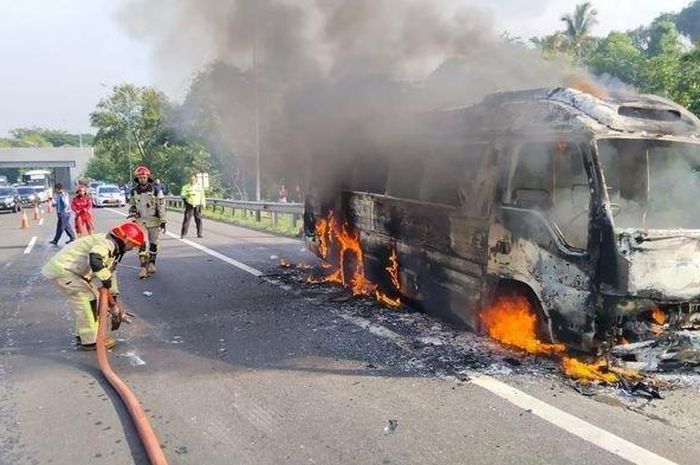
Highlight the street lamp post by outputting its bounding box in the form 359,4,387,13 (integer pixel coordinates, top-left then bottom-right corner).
254,3,261,203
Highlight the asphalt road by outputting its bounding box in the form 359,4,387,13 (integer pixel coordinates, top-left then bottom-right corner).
0,207,698,465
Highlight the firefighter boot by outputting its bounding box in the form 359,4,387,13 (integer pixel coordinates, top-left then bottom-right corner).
146,257,157,275
139,257,149,279
76,336,117,350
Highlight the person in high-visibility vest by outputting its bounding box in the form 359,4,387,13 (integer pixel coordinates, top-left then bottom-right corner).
42,222,145,349
180,174,206,239
129,166,166,278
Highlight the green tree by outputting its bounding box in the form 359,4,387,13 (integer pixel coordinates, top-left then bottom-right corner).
10,128,93,147
676,1,700,42
647,19,682,56
90,84,172,169
560,2,599,61
88,84,215,189
587,32,643,84
530,31,574,59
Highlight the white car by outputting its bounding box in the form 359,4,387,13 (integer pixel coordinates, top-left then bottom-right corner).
93,185,126,207
32,186,49,202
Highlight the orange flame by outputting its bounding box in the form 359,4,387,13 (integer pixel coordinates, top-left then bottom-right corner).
480,295,635,384
561,357,617,384
311,212,401,307
387,248,400,290
376,291,402,308
650,308,666,325
480,295,565,355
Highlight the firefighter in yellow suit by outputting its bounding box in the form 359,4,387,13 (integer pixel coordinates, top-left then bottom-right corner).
41,222,145,349
129,165,167,279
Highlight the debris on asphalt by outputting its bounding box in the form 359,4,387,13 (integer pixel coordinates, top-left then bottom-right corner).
143,291,153,297
273,259,700,402
611,331,700,373
384,419,398,435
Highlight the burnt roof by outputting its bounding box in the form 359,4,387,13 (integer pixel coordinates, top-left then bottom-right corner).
447,87,700,138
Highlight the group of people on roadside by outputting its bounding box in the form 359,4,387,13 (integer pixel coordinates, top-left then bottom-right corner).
49,183,95,245
44,166,208,350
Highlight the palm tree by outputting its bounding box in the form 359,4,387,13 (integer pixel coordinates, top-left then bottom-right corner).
560,2,599,61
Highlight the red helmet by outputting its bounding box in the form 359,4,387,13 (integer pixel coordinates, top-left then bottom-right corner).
110,222,145,247
134,166,151,177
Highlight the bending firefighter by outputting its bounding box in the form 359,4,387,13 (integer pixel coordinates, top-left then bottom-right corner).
42,222,145,349
129,166,167,278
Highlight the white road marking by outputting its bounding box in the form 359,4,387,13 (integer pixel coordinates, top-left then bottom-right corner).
165,232,263,277
38,218,44,226
469,375,677,465
4,261,12,268
105,207,264,278
23,236,38,254
120,351,146,366
105,207,677,465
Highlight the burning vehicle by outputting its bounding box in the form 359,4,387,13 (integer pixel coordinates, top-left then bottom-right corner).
303,86,700,358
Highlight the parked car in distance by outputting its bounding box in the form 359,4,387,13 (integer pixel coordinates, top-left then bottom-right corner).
32,186,49,203
0,186,21,213
93,184,126,207
88,181,104,194
15,186,38,206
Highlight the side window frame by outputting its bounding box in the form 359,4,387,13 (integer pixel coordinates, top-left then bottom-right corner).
504,138,594,252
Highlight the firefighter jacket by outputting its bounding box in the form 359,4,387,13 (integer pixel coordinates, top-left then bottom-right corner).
42,233,123,294
129,180,166,228
71,193,93,215
181,182,206,207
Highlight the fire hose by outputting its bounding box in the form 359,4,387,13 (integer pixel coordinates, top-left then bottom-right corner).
97,288,170,465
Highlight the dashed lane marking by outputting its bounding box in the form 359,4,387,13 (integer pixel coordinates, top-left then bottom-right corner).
104,207,677,465
23,236,38,254
104,207,275,281
165,231,263,277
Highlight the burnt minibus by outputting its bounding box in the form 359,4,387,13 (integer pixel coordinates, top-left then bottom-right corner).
304,87,700,351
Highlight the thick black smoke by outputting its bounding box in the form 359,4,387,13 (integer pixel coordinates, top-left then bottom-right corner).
118,0,572,198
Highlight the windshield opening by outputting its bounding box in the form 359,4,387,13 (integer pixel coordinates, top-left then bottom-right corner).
0,188,13,195
99,187,119,193
17,187,33,194
597,138,700,230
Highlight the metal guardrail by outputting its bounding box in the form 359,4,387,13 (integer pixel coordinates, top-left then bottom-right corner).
164,196,304,228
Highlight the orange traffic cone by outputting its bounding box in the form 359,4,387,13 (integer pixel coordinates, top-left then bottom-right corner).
33,204,42,221
19,210,29,229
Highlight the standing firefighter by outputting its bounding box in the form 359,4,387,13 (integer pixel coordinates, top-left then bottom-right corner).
42,222,144,349
129,166,167,278
180,174,206,239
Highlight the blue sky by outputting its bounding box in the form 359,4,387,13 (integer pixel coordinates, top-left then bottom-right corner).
0,0,692,136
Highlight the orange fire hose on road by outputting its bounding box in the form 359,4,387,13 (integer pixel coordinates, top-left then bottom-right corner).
97,288,170,465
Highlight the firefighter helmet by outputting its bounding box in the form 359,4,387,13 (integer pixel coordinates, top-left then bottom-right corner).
133,166,151,177
110,222,145,247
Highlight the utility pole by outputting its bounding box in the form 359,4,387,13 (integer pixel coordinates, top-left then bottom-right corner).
254,4,261,202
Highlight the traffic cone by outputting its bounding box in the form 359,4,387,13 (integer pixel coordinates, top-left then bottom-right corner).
19,210,29,229
33,204,42,221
